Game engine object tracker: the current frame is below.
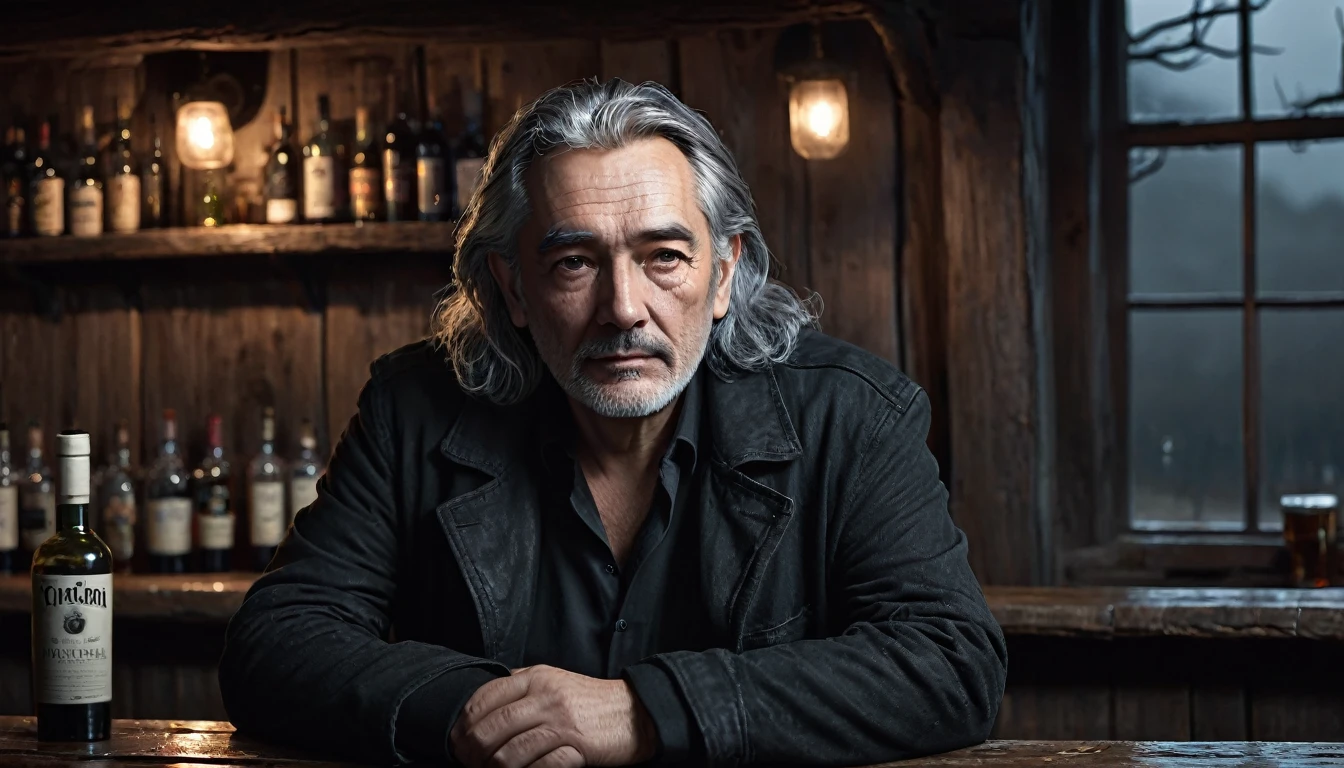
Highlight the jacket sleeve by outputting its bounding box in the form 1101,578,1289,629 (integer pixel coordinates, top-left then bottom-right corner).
217,376,510,765
626,388,1007,766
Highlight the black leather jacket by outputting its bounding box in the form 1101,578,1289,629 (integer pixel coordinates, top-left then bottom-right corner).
218,329,1007,766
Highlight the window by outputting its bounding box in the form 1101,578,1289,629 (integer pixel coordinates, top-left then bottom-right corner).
1120,0,1344,533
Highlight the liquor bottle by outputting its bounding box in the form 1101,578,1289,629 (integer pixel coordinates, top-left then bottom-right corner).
96,420,137,573
31,430,112,742
383,76,417,222
416,107,451,222
29,118,65,237
19,422,56,558
0,422,17,573
107,102,140,234
289,417,324,524
144,409,191,573
349,106,381,222
264,107,298,224
3,122,28,237
142,114,165,228
69,106,103,237
248,407,286,571
193,414,234,573
455,89,488,219
302,94,338,223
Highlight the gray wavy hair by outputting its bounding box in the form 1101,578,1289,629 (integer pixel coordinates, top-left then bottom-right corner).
431,77,818,405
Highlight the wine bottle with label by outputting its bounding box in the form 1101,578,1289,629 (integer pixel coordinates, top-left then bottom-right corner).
455,88,488,220
107,101,140,234
145,410,191,573
301,94,338,223
32,430,112,742
142,114,164,228
416,106,451,221
19,422,56,560
0,422,17,574
96,421,137,574
68,106,103,238
349,106,381,223
29,118,65,237
193,415,234,573
249,407,286,571
382,73,417,222
264,107,298,225
289,418,324,524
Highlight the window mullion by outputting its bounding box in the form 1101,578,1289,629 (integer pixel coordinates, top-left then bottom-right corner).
1239,0,1260,533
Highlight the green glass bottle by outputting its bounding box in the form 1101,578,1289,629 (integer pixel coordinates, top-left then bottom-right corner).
31,430,113,742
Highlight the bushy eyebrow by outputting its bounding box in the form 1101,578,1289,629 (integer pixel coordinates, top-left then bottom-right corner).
536,223,700,255
537,229,597,253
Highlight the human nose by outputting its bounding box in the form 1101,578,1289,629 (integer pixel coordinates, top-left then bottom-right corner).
594,257,650,330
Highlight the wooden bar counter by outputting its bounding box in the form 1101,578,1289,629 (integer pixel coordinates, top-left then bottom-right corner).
1,717,1342,767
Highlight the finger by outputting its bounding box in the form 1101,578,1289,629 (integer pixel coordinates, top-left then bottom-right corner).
457,696,552,768
526,745,585,768
489,725,572,768
455,673,530,734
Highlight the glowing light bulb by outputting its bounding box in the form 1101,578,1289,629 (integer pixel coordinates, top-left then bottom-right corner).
189,116,215,150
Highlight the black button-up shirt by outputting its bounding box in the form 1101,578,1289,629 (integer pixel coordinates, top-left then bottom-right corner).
522,370,709,763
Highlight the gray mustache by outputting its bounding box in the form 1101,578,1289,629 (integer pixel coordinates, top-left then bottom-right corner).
575,330,674,362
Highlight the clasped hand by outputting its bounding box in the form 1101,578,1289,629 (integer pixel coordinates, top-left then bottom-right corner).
449,665,659,768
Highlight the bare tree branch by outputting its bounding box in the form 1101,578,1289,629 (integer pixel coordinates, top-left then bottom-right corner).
1274,7,1344,115
1129,147,1168,184
1129,0,1281,73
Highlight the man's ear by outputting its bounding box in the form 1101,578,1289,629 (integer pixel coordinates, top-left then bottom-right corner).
712,234,742,320
488,252,529,328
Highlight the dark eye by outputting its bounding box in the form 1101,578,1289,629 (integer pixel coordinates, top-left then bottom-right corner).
558,256,586,271
653,249,684,264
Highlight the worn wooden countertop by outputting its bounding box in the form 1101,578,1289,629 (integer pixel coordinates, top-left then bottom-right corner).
1,718,1342,766
4,575,1344,639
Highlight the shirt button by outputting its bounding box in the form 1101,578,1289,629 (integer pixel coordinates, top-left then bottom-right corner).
615,619,628,632
604,563,616,574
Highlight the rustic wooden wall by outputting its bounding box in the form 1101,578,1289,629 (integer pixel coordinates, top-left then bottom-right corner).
0,22,901,477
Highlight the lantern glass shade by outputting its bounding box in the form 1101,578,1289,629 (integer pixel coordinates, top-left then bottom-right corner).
176,100,234,170
788,78,850,160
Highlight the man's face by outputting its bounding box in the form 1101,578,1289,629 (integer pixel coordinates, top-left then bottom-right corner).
490,137,739,418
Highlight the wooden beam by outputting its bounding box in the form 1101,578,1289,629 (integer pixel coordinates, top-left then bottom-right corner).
0,1,870,62
1128,116,1344,147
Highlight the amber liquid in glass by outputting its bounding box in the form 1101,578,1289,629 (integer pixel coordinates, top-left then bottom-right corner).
1283,508,1337,588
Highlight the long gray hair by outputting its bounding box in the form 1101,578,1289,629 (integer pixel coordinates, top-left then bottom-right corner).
431,77,817,405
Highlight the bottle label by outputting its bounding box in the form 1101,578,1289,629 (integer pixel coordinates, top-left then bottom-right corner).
101,493,136,563
303,156,336,220
33,574,113,704
384,155,415,208
417,157,447,216
250,481,286,546
197,513,236,550
266,198,297,224
108,175,141,233
5,179,24,235
33,177,65,236
147,497,192,556
350,168,379,220
290,476,319,522
69,183,103,237
456,157,486,213
20,489,56,550
0,486,17,550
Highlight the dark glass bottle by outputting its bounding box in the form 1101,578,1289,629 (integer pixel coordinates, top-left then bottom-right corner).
96,420,137,574
29,118,65,237
68,105,103,237
349,106,381,222
454,89,489,219
3,122,28,237
301,94,338,223
142,114,165,228
32,430,113,742
415,107,451,221
382,76,417,222
145,409,191,574
193,414,234,573
0,422,16,574
107,103,140,234
264,107,298,224
248,407,285,571
19,422,56,562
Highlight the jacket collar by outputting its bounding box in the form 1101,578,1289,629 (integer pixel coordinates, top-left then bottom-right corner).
441,362,803,476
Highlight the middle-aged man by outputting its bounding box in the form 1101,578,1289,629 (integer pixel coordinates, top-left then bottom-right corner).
219,78,1006,768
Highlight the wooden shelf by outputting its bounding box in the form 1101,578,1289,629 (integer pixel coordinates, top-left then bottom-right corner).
1,222,454,265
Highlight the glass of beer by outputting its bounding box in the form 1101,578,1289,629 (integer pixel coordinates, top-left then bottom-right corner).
1281,494,1338,588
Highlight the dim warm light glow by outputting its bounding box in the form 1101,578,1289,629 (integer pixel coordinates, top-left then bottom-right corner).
788,78,850,160
175,101,234,170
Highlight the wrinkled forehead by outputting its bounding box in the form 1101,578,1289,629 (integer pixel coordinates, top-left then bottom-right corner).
523,139,703,231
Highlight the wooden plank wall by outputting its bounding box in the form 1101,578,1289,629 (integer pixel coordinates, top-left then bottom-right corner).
0,22,901,493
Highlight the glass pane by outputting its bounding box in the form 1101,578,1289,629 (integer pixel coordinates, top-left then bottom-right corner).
1128,0,1241,122
1259,310,1344,529
1130,145,1242,295
1252,0,1344,119
1130,310,1244,530
1257,139,1344,294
